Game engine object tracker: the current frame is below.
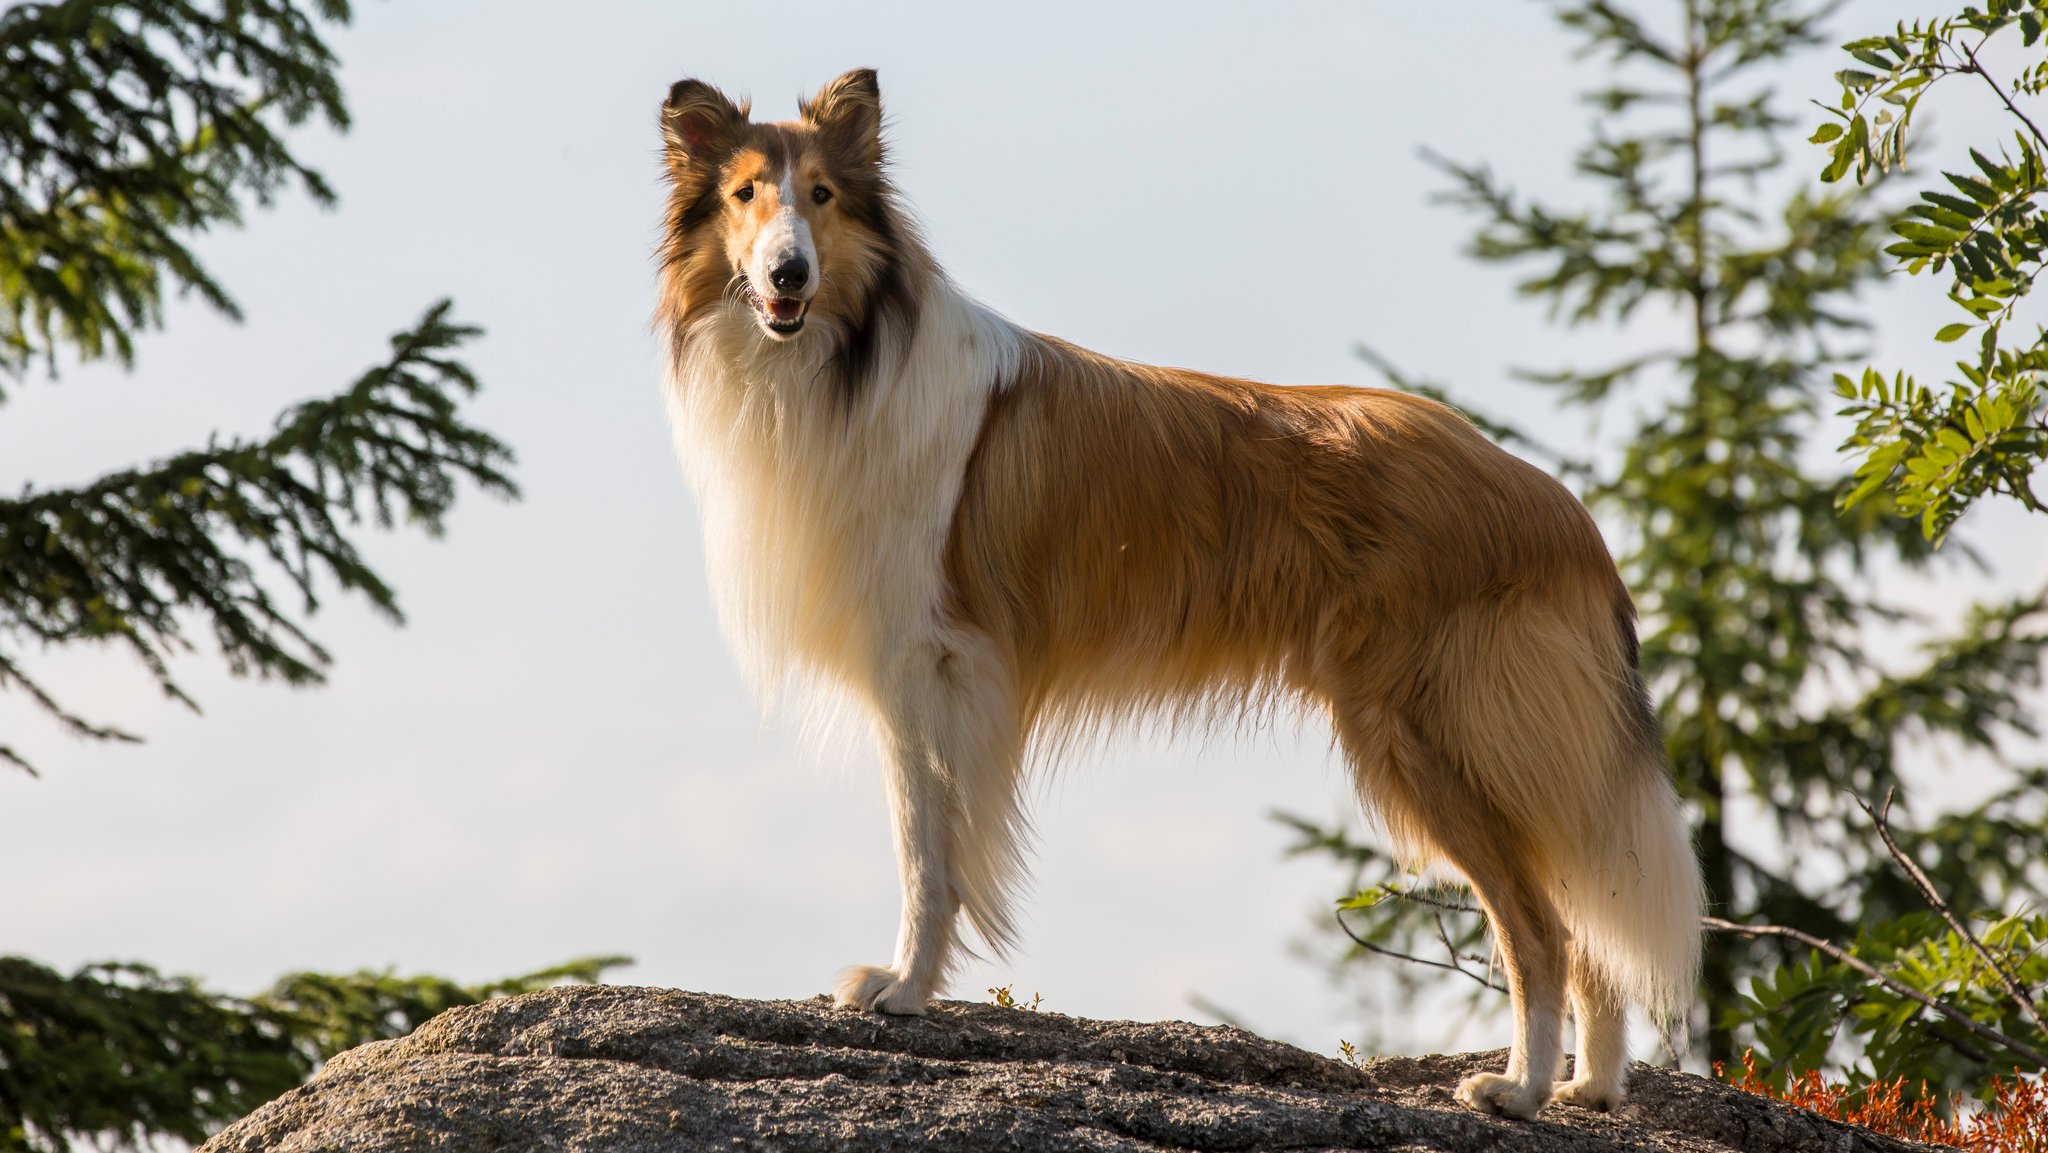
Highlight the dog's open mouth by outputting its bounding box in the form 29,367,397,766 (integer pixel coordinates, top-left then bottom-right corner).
741,279,809,337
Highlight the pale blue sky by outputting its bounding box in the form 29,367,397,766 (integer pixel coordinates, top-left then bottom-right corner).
1,0,2040,1056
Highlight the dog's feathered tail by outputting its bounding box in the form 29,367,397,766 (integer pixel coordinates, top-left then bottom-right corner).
1563,602,1703,1024
1561,662,1704,1024
1401,589,1703,1025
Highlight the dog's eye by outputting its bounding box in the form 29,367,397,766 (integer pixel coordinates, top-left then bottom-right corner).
812,185,833,205
733,185,754,203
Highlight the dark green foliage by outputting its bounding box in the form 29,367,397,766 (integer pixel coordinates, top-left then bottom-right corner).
0,958,300,1152
0,0,518,774
0,954,631,1153
0,301,517,773
1815,0,2048,539
0,3,567,1150
1730,910,2048,1091
0,0,352,387
258,955,634,1065
1285,0,2048,1088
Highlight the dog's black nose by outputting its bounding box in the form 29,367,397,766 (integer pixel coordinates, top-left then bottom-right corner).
769,256,809,292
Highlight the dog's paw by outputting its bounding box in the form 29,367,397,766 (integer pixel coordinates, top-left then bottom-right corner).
1553,1077,1625,1112
833,965,929,1015
1455,1072,1550,1119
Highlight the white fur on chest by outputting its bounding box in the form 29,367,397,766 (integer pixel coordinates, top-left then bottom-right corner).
666,282,1020,707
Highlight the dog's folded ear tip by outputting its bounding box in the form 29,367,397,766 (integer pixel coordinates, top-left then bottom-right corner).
667,78,744,112
663,80,748,155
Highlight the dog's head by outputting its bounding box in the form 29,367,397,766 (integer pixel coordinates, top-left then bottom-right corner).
659,69,909,350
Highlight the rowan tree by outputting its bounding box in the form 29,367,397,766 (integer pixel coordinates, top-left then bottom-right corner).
1815,0,2048,540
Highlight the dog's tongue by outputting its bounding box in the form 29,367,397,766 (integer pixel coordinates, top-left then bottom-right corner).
768,298,804,322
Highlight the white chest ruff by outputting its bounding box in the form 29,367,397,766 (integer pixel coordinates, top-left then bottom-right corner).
666,286,1020,705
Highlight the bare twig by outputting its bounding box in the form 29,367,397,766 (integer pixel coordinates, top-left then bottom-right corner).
1358,882,1483,915
1433,911,1500,990
1963,33,2048,152
1701,915,2048,1068
1334,908,1508,995
1402,888,1483,915
1857,789,2048,1039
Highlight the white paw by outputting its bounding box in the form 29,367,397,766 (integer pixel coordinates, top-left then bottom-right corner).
1456,1071,1551,1119
1554,1077,1625,1112
833,965,929,1015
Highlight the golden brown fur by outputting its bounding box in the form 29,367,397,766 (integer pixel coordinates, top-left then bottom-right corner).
949,337,1632,737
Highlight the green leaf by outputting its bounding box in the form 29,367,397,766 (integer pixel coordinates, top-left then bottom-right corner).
1936,322,1975,342
1894,221,1964,247
1810,122,1844,144
1947,172,2002,205
1922,192,1985,219
1971,148,2016,190
1909,204,1976,231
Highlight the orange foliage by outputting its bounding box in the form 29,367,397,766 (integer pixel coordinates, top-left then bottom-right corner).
1715,1051,2045,1153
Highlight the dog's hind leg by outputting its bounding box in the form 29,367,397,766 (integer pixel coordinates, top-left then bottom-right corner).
1453,862,1569,1119
1555,939,1629,1110
1334,703,1568,1120
836,632,1026,1015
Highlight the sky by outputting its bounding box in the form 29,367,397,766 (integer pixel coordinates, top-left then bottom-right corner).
2,0,2043,1061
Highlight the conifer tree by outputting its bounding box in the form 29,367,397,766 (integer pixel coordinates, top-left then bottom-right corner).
0,955,630,1152
0,5,591,1149
1287,0,2048,1081
0,0,518,773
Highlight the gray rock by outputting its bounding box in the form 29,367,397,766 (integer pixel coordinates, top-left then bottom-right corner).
198,986,1924,1152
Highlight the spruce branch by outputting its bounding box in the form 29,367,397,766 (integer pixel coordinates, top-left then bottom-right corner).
0,0,354,387
0,301,516,773
0,952,630,1149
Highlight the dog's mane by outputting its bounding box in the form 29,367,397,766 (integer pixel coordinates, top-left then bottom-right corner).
820,202,922,406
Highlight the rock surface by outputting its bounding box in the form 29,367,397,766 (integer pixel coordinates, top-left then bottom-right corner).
200,985,1922,1152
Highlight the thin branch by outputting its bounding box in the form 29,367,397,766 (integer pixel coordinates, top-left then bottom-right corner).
1962,33,2048,152
1333,908,1508,995
1433,912,1499,982
1702,915,2048,1068
1388,886,1483,915
1857,789,2048,1038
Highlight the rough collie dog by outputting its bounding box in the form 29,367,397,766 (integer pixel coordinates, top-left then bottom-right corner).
654,69,1702,1119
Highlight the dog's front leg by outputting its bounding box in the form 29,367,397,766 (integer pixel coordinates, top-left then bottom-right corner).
835,717,960,1015
835,636,1023,1016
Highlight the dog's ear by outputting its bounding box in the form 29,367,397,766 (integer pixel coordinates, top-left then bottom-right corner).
662,79,748,167
801,68,884,169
